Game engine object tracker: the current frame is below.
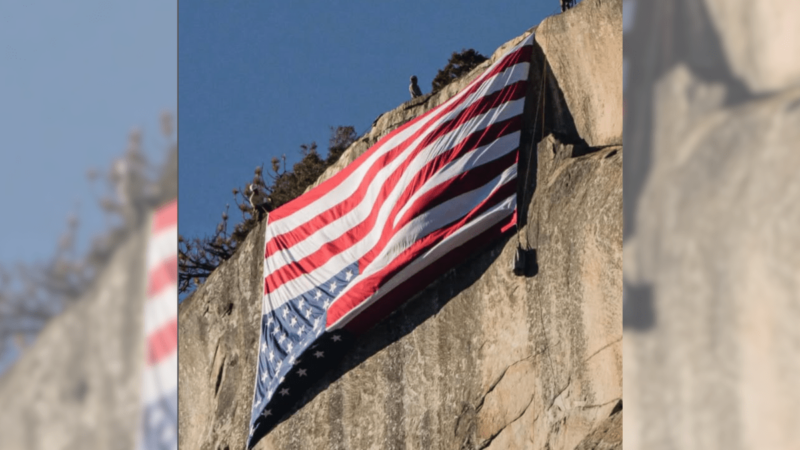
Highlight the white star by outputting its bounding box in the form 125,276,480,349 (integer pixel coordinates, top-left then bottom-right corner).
314,350,325,358
279,388,290,396
297,325,305,336
262,409,272,418
267,389,273,398
323,299,331,309
331,334,342,342
329,280,338,292
313,317,321,329
272,326,280,335
287,341,293,352
345,270,353,281
266,315,274,325
282,307,289,318
288,354,296,364
298,299,305,309
298,368,308,377
314,290,322,300
261,371,268,382
276,360,282,370
278,333,286,344
261,342,267,352
290,316,297,327
268,350,275,362
304,308,312,319
253,398,260,409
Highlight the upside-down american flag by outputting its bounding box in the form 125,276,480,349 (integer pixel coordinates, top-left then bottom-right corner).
248,33,534,447
139,200,178,450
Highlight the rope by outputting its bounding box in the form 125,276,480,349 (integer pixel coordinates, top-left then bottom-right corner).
519,22,549,232
515,11,558,275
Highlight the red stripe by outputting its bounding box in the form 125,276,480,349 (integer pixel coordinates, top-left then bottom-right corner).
147,255,178,298
341,217,514,335
264,79,527,266
501,210,517,233
152,199,177,232
147,317,177,366
263,105,523,295
267,44,532,224
327,179,517,326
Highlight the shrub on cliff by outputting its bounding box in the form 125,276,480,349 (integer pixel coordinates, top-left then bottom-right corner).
431,48,488,94
178,126,357,294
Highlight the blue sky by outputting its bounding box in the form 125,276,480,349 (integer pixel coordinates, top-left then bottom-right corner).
179,0,557,240
0,0,176,264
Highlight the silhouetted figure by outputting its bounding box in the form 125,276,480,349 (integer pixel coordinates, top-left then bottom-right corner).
561,0,575,12
409,75,423,99
248,184,272,219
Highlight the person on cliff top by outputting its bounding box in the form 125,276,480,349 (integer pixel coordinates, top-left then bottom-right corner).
409,75,423,99
561,0,575,13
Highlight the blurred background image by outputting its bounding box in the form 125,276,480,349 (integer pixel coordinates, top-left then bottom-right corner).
623,0,800,448
0,1,177,449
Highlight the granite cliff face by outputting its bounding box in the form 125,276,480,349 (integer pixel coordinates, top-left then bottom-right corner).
178,1,622,449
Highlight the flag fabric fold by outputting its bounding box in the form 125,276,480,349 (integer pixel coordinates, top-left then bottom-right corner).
248,33,535,447
139,199,178,450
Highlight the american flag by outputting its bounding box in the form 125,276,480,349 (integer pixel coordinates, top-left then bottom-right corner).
248,33,534,447
139,200,178,450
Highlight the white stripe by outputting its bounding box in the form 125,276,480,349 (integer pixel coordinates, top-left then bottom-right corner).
266,56,531,236
263,98,525,310
144,283,178,335
146,224,177,270
328,193,516,330
141,350,177,406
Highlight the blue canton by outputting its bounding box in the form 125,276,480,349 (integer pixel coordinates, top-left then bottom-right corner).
249,261,359,435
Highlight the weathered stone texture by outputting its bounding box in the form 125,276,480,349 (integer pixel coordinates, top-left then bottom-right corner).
536,0,623,147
